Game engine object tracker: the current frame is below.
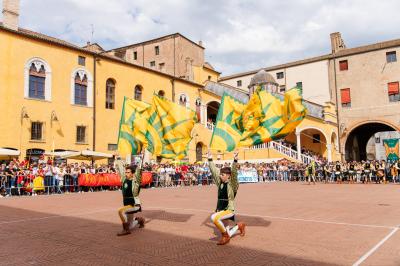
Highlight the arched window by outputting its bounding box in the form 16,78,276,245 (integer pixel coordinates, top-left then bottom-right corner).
29,64,46,99
74,73,88,105
196,142,204,162
134,85,142,101
178,93,190,108
24,58,52,101
70,68,93,107
179,94,187,106
195,97,201,122
106,79,115,109
158,90,165,97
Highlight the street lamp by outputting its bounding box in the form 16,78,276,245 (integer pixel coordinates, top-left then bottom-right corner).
51,111,58,122
20,107,29,123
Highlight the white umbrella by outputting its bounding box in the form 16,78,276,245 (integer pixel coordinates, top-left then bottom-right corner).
44,150,79,157
0,148,20,158
61,150,113,160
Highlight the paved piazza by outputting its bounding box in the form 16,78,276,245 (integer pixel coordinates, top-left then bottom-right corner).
0,183,399,265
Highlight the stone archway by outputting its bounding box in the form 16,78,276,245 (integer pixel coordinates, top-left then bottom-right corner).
344,122,397,161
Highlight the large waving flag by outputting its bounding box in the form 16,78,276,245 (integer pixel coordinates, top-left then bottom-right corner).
117,97,150,156
210,93,246,152
211,86,307,152
277,87,307,138
238,89,285,147
145,94,197,159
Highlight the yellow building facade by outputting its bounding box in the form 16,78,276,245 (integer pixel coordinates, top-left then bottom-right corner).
0,23,339,164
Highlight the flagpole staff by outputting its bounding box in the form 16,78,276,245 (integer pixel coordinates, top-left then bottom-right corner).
139,149,145,169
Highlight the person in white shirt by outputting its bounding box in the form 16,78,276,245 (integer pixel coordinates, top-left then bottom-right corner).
158,165,166,187
53,165,63,194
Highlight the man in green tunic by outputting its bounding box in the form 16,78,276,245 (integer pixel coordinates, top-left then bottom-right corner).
209,151,246,245
115,156,145,236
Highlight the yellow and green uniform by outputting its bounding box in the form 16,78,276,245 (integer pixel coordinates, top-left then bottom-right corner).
209,159,239,233
116,159,142,223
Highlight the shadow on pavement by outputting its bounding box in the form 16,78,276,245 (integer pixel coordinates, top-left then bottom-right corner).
0,205,337,266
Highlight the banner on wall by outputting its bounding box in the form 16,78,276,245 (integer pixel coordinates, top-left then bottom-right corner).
237,169,259,183
383,138,399,161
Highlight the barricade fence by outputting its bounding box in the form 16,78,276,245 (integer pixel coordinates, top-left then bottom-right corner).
1,169,399,197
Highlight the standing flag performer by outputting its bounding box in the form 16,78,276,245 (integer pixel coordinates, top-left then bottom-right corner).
208,151,245,245
114,153,145,236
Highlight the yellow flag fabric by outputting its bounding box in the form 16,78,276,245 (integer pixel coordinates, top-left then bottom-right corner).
278,87,307,137
117,97,150,156
210,87,307,152
210,93,246,152
238,89,285,147
145,94,197,159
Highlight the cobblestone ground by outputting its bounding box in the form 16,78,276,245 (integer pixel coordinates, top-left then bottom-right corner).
0,182,399,266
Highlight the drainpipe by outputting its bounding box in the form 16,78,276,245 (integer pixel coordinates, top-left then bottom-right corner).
333,56,342,161
93,54,97,151
171,78,175,102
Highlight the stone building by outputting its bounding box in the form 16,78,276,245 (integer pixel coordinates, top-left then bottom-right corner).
221,32,400,161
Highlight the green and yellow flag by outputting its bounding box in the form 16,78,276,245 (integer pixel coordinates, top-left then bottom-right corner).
117,97,150,156
210,86,306,152
210,93,246,152
383,138,399,161
145,94,197,159
238,89,285,147
275,86,307,138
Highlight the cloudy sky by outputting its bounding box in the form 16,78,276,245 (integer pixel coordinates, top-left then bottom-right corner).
3,0,400,75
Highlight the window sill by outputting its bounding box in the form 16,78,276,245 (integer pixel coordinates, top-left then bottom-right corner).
71,104,92,108
75,142,89,145
29,140,46,143
24,97,51,103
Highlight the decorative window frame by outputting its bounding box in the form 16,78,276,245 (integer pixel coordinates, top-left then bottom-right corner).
70,67,93,107
178,93,190,108
24,57,52,101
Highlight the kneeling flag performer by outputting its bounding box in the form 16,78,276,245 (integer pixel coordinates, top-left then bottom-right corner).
115,155,145,236
209,151,245,245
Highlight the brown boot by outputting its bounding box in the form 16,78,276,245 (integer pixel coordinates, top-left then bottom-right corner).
136,217,145,228
238,222,246,237
117,223,131,236
217,232,230,245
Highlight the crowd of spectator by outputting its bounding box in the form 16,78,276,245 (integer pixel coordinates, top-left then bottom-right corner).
1,156,399,198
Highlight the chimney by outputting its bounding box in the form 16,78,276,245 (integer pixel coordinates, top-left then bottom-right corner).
2,0,20,31
198,40,203,47
330,32,346,54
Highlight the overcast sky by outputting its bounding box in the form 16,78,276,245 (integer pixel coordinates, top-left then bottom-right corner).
3,0,400,75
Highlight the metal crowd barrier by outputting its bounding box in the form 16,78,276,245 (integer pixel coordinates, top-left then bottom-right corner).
1,169,399,197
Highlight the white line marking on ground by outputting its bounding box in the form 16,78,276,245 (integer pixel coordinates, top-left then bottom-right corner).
0,208,115,225
145,206,397,229
352,227,398,266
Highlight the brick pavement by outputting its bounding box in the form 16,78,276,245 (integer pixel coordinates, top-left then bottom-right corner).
0,182,399,265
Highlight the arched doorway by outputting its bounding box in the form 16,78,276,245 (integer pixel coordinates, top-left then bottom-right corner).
196,142,204,162
206,101,220,128
345,122,397,161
